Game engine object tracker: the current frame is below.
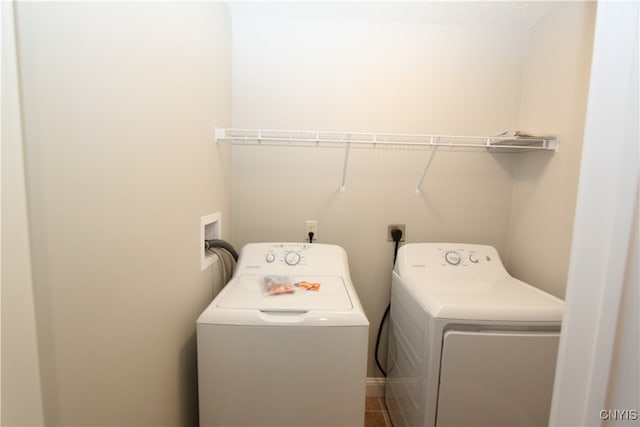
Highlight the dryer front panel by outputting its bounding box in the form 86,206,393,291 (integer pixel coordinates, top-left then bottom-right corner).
436,329,560,427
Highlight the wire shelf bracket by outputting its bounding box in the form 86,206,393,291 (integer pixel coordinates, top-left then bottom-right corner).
340,134,352,192
415,140,439,195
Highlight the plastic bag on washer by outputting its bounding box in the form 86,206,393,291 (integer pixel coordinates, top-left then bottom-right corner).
262,275,295,296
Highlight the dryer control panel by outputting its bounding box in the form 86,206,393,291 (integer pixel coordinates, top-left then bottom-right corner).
442,247,492,267
395,243,510,282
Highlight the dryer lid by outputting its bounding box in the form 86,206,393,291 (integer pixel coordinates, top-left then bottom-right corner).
393,243,564,322
398,275,564,322
217,275,354,312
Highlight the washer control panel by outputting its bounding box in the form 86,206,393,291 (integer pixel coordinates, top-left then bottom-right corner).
262,244,309,267
236,242,349,275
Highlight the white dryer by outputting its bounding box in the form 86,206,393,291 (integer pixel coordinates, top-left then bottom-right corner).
385,243,564,427
197,242,369,427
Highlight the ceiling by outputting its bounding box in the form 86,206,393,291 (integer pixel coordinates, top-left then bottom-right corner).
227,1,561,28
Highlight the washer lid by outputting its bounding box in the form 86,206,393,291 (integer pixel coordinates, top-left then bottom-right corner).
217,275,354,312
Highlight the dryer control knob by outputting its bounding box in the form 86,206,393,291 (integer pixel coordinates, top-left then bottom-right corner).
445,251,461,265
469,254,479,263
284,251,301,266
265,253,276,263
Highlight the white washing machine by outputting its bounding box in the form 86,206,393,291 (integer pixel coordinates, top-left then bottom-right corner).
197,242,369,427
385,243,564,427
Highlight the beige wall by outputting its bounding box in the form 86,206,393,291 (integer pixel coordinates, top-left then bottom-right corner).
15,2,231,425
9,2,598,422
1,1,45,424
230,4,595,378
508,2,596,298
231,10,531,377
232,13,527,134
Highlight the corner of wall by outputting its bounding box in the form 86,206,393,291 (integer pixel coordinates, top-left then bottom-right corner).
506,2,597,297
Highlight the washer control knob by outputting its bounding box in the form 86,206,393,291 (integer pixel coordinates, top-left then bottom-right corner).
284,251,301,266
445,251,461,265
265,253,275,263
469,254,479,263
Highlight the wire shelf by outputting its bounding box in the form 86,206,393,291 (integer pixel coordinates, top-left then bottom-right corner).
216,127,558,193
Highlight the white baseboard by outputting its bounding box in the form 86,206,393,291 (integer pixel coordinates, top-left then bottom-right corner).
366,377,386,397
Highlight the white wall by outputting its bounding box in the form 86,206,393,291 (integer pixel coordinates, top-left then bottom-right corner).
605,199,639,422
508,2,596,298
231,7,534,377
550,1,639,424
15,2,231,425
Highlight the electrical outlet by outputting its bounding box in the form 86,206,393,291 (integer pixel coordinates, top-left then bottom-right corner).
387,224,406,242
305,220,318,241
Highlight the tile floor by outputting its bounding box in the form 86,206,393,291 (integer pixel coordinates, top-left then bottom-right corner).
364,396,392,427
